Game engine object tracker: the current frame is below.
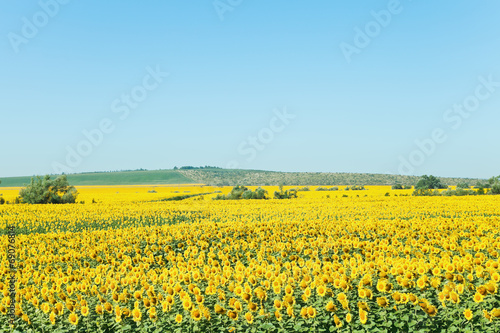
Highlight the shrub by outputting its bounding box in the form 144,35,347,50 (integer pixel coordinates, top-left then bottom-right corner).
274,188,297,199
412,189,441,196
214,186,268,200
315,187,329,191
19,175,78,204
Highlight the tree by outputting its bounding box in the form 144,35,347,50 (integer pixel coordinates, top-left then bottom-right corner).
456,182,469,189
19,175,78,204
490,175,500,194
415,175,446,190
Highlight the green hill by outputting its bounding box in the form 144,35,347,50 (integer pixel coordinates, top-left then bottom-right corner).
0,170,196,187
0,168,485,187
177,169,484,187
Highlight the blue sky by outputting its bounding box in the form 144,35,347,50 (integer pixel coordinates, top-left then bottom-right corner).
1,1,499,178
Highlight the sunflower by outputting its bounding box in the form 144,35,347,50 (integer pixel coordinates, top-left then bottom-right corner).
175,314,182,324
286,306,294,318
81,306,89,317
426,305,437,317
182,299,193,311
463,309,473,321
473,292,484,303
359,309,368,324
228,310,238,320
316,285,326,297
132,308,142,322
55,302,64,315
233,300,243,312
307,307,316,318
191,308,202,321
49,311,56,325
68,312,78,326
325,301,337,312
215,304,226,315
334,314,343,328
483,310,492,322
377,297,388,308
248,302,258,312
41,303,51,314
245,312,254,324
450,292,460,304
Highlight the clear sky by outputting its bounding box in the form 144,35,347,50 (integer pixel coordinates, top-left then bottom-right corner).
1,1,499,178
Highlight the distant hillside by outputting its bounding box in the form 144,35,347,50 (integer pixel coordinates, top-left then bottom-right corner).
177,169,484,186
0,168,484,187
0,170,196,187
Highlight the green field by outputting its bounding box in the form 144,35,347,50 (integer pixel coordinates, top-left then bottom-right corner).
0,170,196,187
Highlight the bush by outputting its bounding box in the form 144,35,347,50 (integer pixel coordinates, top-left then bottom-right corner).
442,188,477,196
345,185,365,191
274,188,297,199
214,186,268,200
315,187,329,191
315,186,339,191
19,175,78,204
0,197,4,205
392,184,403,190
412,189,441,196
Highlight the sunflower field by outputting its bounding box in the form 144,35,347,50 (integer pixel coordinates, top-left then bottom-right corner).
1,185,500,332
